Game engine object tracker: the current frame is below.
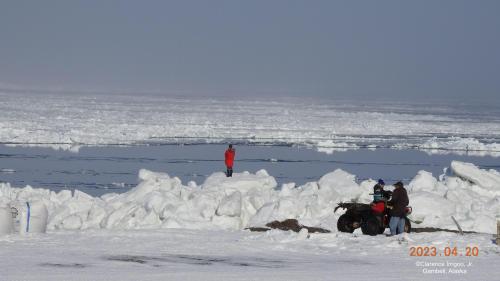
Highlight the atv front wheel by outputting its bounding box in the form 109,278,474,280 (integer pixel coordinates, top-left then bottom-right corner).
361,217,380,236
337,214,355,233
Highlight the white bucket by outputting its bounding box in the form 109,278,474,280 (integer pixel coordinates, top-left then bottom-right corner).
12,201,48,234
0,202,14,235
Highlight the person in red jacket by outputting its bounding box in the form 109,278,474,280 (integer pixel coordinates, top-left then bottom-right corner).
224,144,235,177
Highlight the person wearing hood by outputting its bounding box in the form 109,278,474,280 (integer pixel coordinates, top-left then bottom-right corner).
224,144,235,177
370,179,386,214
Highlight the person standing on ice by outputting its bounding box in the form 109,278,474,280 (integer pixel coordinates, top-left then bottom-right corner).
387,181,409,236
224,144,235,177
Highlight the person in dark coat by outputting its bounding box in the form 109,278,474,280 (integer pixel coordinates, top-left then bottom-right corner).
388,181,409,235
224,144,235,177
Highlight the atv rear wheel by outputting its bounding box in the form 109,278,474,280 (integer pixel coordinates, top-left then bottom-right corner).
337,214,355,233
404,218,411,233
361,217,380,236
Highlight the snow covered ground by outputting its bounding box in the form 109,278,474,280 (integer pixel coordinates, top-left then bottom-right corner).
1,228,498,281
1,92,500,156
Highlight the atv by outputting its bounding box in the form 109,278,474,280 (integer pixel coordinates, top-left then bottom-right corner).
334,191,412,236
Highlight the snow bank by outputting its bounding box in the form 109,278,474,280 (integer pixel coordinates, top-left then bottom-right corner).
0,202,13,234
407,162,500,233
0,161,499,234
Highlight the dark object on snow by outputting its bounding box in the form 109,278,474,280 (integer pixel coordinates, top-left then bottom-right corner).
246,227,271,232
39,263,87,268
266,219,330,233
412,227,476,234
451,216,464,235
335,199,412,236
246,219,330,233
11,207,18,218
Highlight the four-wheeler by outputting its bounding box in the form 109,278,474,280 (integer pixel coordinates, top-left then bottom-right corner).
335,191,412,236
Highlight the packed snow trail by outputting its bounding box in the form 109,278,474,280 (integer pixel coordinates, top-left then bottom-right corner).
1,161,499,234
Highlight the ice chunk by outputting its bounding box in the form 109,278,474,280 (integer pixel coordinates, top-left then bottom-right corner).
0,161,499,234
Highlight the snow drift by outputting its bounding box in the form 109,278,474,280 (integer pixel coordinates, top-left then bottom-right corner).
0,161,498,234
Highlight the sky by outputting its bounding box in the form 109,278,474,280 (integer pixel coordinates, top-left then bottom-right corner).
0,0,499,102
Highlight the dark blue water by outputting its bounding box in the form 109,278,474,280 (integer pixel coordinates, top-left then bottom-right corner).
0,144,498,197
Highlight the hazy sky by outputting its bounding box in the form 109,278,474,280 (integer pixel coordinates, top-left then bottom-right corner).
1,0,499,101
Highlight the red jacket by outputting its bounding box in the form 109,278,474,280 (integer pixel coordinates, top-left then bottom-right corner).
225,148,235,168
371,201,385,214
